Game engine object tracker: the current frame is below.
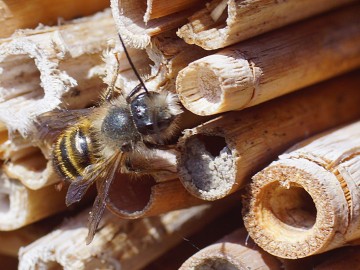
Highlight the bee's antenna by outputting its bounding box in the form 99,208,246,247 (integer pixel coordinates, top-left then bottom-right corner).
118,33,149,94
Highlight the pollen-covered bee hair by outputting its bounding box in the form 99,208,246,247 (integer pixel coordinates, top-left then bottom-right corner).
45,34,183,244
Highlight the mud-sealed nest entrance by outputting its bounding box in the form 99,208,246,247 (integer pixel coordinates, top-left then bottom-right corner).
179,134,236,200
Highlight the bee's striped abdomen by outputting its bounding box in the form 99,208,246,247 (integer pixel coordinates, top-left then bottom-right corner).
53,120,94,181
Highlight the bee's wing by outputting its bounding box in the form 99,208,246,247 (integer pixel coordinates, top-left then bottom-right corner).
85,153,122,245
35,108,94,143
65,164,102,207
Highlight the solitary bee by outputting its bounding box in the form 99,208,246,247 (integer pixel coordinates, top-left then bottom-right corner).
45,34,182,244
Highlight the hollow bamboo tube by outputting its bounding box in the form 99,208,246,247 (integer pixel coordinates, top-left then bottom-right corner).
177,0,356,50
0,9,116,138
0,173,67,231
242,121,360,259
3,150,59,190
0,0,109,38
177,70,360,201
144,0,203,22
107,173,203,219
19,204,228,270
0,214,65,257
144,32,210,93
110,0,204,49
180,228,283,270
176,4,360,116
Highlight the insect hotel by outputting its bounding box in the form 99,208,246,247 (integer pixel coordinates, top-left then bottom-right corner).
0,0,359,269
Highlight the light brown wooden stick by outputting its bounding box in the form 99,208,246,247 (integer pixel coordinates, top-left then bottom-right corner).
0,9,116,138
0,0,109,38
145,32,210,93
19,204,229,270
177,70,360,201
242,121,360,259
107,173,203,219
0,172,67,231
176,4,360,115
180,228,283,270
0,214,64,257
177,0,356,50
144,0,203,22
3,150,59,190
110,0,202,49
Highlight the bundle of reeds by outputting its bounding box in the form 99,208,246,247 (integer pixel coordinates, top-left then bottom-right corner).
0,0,359,269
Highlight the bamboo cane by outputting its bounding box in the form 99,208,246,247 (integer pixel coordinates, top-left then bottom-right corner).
179,228,283,270
177,0,356,50
106,173,203,219
242,121,360,259
176,4,360,115
0,173,67,231
19,204,229,270
176,70,360,201
0,214,64,257
110,0,204,49
144,0,204,22
0,9,116,139
0,0,109,38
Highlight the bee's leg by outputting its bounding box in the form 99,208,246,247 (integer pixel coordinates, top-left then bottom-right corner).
143,141,177,150
124,156,175,174
103,52,121,102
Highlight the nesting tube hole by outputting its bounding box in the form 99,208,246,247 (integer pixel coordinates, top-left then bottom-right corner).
198,135,227,157
107,174,155,216
262,182,317,231
0,54,43,101
181,134,235,197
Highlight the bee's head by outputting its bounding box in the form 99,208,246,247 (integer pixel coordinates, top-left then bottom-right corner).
130,91,183,141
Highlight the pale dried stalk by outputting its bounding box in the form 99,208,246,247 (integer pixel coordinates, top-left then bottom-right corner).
0,0,109,38
107,172,203,219
0,215,64,257
0,173,67,231
180,228,283,270
176,4,360,115
0,11,118,189
0,9,116,138
19,204,227,270
177,71,360,201
177,0,356,50
243,121,360,259
144,0,202,22
110,0,202,49
145,32,210,93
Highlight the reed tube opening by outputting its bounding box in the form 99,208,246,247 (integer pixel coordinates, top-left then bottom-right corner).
176,53,255,116
107,174,155,218
260,182,317,233
179,134,236,200
243,159,349,258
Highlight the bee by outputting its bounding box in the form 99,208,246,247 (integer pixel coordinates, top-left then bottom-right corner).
44,34,182,244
